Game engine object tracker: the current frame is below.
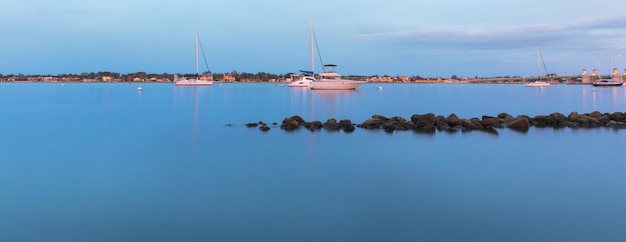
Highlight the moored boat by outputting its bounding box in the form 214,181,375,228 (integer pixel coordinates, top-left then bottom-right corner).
288,71,315,87
175,32,214,87
310,64,365,90
592,79,624,86
525,81,550,87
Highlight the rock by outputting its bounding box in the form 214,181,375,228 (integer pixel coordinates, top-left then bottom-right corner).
360,118,383,129
339,119,355,132
259,125,270,132
411,113,437,128
480,117,501,128
323,118,340,131
280,118,300,131
246,123,259,127
597,115,611,125
460,119,478,130
444,113,459,127
506,116,530,131
383,121,395,132
568,111,579,122
498,113,515,122
610,112,625,122
549,112,567,125
589,111,603,118
371,114,389,122
303,121,323,131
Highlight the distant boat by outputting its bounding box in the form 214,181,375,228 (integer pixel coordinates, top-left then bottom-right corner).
311,64,366,90
137,86,143,91
525,81,550,87
299,21,365,90
591,47,623,87
288,71,315,87
592,79,623,87
525,46,551,87
175,32,214,87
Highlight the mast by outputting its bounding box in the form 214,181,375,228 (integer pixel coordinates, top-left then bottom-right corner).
310,20,314,73
195,32,199,77
537,46,540,77
609,46,613,77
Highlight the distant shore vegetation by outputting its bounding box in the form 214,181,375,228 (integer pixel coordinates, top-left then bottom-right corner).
0,71,472,84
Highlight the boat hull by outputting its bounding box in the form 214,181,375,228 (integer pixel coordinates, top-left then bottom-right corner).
592,82,623,87
524,81,550,87
288,81,311,87
310,81,365,90
175,80,214,86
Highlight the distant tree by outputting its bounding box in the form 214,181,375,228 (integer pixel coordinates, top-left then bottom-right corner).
451,75,458,80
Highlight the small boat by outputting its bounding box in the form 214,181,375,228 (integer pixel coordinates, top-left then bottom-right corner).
592,79,624,87
310,64,366,90
525,46,550,87
137,86,143,91
591,48,624,87
525,81,550,87
288,71,314,87
175,32,214,87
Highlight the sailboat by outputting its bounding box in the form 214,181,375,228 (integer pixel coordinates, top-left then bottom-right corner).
290,21,365,90
525,46,550,87
288,21,316,88
592,47,624,87
175,32,214,86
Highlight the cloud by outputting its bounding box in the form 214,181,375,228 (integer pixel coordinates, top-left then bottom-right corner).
355,15,626,53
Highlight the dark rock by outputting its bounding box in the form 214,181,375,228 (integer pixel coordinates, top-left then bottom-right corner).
303,121,323,131
597,115,611,125
460,119,478,130
411,113,437,128
506,116,530,131
568,111,579,122
498,113,515,122
339,119,356,132
549,112,567,125
361,118,383,129
444,113,460,127
589,111,603,118
436,121,452,131
323,118,340,131
280,119,300,130
259,125,270,132
246,123,259,127
383,121,395,132
610,112,625,122
371,114,389,122
480,117,501,128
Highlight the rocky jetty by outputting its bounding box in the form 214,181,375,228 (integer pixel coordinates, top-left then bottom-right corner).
246,111,626,133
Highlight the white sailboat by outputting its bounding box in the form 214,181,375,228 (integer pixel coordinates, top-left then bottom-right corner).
291,21,365,90
288,21,316,88
175,32,214,86
525,46,550,87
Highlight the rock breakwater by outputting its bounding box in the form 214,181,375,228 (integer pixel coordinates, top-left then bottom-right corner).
245,111,626,133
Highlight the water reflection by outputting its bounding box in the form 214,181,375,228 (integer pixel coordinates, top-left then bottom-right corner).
582,85,626,111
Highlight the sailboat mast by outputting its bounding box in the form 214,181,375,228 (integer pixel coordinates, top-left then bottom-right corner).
310,20,314,73
195,32,199,76
537,46,540,77
609,46,613,77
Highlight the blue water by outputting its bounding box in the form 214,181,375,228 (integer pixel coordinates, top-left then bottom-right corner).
2,83,626,242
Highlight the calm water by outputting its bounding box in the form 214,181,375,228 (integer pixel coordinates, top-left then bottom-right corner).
1,83,626,242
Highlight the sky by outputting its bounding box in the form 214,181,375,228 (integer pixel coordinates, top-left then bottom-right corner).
1,0,626,78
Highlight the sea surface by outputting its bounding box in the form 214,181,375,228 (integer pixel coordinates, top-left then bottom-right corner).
1,82,626,242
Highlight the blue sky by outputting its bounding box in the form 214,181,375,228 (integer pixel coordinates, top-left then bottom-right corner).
1,0,625,78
